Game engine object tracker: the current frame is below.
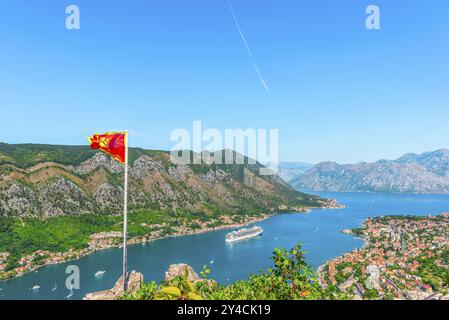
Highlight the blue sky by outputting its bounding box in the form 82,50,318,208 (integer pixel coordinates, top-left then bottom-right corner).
0,0,448,163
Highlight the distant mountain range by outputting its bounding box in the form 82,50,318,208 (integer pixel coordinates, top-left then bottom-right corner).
277,162,314,183
0,143,330,219
290,149,449,194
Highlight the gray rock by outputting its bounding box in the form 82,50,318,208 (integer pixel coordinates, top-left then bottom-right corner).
84,271,144,300
0,183,37,216
165,263,202,284
93,183,122,209
132,155,164,179
38,178,94,217
74,153,123,175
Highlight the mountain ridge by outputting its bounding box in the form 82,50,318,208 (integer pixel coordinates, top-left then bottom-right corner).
291,148,449,194
0,143,331,219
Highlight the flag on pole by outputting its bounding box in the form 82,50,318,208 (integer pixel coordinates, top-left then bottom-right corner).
88,132,126,163
88,131,129,291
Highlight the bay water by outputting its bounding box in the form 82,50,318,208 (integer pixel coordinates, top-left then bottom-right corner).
1,192,448,300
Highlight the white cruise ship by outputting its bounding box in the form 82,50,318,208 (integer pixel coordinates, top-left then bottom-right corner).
225,226,263,243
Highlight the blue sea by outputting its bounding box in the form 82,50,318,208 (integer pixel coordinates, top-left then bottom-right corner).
1,192,448,300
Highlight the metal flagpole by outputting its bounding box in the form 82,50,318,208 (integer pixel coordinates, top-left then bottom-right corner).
123,130,129,292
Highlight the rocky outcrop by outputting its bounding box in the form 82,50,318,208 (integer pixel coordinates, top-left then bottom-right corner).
84,271,144,300
74,153,124,175
165,263,202,284
93,183,122,211
84,264,213,300
132,155,164,179
1,183,37,217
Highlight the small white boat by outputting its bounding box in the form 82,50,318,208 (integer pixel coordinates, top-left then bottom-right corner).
209,259,215,264
32,285,40,291
95,270,106,278
52,283,58,291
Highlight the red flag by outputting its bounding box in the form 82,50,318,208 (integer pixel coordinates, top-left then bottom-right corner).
88,132,126,164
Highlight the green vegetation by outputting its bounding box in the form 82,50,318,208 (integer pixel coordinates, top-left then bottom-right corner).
122,243,347,300
414,249,449,291
0,143,172,168
0,210,184,272
363,288,379,299
351,227,366,236
0,143,96,168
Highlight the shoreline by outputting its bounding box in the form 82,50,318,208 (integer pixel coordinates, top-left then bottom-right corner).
316,225,368,281
0,213,274,283
0,202,343,283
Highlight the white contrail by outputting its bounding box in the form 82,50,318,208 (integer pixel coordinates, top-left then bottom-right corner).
227,0,270,94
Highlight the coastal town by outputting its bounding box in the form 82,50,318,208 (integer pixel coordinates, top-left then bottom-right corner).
278,199,345,212
319,213,449,300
